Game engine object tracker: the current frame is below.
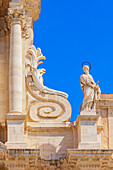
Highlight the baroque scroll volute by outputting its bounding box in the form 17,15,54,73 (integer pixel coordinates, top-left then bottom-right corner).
25,45,71,122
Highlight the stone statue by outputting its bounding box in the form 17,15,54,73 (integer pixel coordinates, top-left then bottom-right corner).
80,65,101,112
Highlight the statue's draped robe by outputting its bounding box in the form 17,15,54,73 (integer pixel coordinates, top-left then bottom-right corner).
80,73,101,111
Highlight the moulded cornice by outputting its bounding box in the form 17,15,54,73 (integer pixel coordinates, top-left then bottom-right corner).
0,0,41,21
22,0,41,21
10,0,41,21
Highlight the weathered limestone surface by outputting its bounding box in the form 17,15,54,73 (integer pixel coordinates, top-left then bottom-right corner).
97,93,113,150
25,122,77,160
0,36,9,122
25,45,71,123
9,7,23,113
66,149,113,170
5,114,27,149
0,0,40,20
77,114,100,149
0,0,113,169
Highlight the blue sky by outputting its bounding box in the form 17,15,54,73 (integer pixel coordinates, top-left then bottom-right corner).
33,0,113,122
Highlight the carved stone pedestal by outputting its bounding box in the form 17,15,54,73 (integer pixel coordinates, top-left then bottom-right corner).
80,110,96,115
77,112,100,149
5,113,27,149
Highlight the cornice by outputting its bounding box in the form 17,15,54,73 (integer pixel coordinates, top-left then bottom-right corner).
9,0,41,21
0,0,41,21
22,0,41,21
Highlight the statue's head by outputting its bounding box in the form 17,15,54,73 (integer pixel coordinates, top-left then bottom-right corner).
83,65,89,74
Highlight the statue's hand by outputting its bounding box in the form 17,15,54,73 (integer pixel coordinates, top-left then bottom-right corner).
94,85,99,89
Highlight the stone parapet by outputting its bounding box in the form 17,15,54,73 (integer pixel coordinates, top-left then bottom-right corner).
5,149,40,169
0,149,113,169
66,149,113,169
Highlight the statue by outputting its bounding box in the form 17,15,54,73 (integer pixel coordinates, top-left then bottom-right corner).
80,65,101,112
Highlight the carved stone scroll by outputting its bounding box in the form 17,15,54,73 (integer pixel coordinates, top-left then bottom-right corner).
25,45,71,122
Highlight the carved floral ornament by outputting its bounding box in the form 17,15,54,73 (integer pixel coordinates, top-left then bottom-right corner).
8,7,25,25
25,45,71,122
6,7,33,39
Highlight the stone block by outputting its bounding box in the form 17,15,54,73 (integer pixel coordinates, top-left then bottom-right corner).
5,113,27,149
77,114,100,149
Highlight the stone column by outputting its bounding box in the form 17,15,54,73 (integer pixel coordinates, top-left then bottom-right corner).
5,6,27,149
8,7,24,114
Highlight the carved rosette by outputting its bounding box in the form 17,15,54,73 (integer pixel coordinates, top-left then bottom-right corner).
25,45,71,122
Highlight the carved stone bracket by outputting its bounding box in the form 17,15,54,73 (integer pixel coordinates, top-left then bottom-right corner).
25,45,71,122
21,17,33,44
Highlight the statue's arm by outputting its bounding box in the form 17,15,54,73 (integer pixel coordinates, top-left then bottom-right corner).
81,75,97,89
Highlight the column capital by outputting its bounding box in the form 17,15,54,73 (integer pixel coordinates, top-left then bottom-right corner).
7,6,25,26
7,6,33,40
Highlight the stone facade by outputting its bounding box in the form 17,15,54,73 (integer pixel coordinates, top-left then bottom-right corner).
0,0,113,169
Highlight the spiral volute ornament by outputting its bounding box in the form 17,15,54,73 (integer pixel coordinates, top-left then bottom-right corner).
25,45,71,122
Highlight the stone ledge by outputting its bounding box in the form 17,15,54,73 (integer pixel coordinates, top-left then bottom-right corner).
5,142,27,149
78,114,99,118
27,122,75,128
5,113,26,120
0,142,6,149
67,149,113,155
78,143,100,149
76,114,99,125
